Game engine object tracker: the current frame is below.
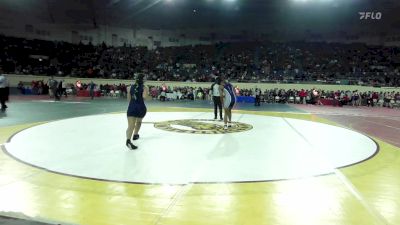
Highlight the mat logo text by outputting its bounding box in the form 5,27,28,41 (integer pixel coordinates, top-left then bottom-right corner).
154,119,253,134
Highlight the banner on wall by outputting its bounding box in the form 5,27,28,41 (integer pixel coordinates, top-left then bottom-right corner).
29,55,49,60
182,64,196,68
154,41,161,47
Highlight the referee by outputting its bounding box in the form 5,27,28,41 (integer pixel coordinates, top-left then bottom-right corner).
0,67,9,112
255,88,261,106
211,77,223,120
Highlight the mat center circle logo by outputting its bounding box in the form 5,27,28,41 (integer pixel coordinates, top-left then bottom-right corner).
154,119,253,134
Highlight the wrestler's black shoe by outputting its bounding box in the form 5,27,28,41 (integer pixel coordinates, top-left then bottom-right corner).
132,134,140,140
126,139,138,150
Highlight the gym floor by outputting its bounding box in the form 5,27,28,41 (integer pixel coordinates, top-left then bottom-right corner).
0,96,399,225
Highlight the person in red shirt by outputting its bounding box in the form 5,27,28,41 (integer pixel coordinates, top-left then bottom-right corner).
299,89,307,104
371,92,379,107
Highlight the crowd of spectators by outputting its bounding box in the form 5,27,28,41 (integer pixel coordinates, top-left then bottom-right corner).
149,85,400,108
16,76,400,108
16,79,129,97
236,87,400,107
1,34,400,87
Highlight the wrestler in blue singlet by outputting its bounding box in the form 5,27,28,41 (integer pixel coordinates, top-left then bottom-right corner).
223,82,236,109
127,82,147,118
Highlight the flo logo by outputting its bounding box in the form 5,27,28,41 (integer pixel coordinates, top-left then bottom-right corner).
359,12,382,20
154,119,253,134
